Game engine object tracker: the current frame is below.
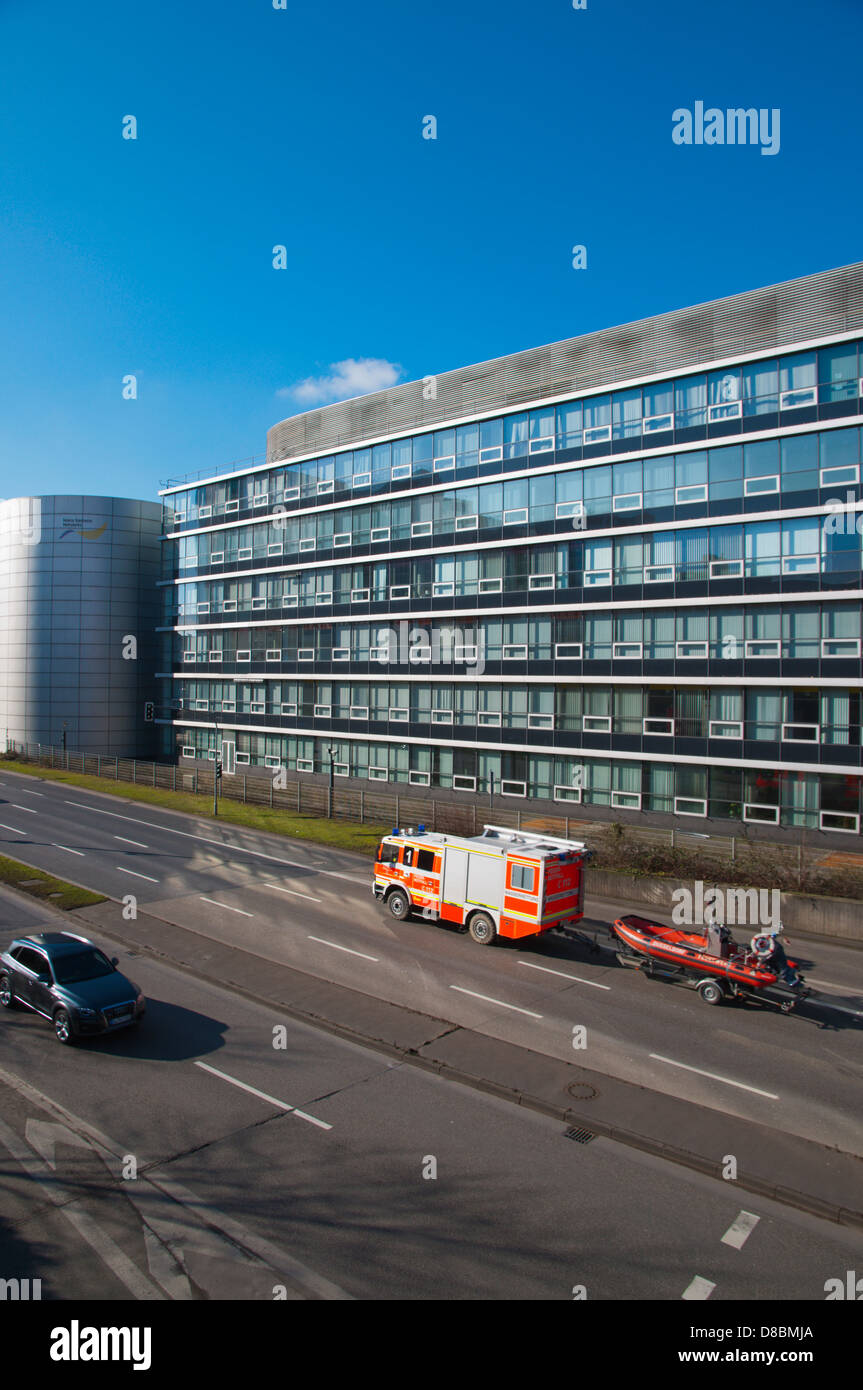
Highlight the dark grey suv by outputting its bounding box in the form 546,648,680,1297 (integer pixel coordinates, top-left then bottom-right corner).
0,933,146,1044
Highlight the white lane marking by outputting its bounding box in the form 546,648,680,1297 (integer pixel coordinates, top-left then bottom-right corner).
10,805,37,813
115,835,149,848
52,843,85,857
519,961,611,990
116,867,160,883
682,1275,715,1300
266,883,322,902
450,985,543,1019
307,935,378,962
0,1115,162,1300
194,1061,331,1130
16,789,44,796
0,822,27,835
721,1211,760,1249
649,1053,779,1100
62,800,366,885
199,897,253,917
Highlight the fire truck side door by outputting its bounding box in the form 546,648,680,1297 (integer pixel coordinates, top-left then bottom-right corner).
441,848,468,907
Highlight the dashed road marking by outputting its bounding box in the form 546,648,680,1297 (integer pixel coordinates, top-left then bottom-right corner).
650,1054,779,1100
199,897,253,917
721,1211,760,1249
52,843,85,857
116,867,160,883
519,961,611,990
194,1061,332,1130
682,1275,715,1300
450,985,543,1019
308,936,378,962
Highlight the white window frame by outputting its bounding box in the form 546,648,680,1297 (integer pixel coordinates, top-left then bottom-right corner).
502,644,528,660
331,646,350,661
709,719,743,739
503,508,528,526
433,456,455,472
235,751,250,765
252,493,269,508
223,599,237,613
709,559,743,578
251,597,267,610
315,591,333,605
611,790,641,810
219,700,235,713
352,472,371,488
745,639,781,659
584,424,612,445
820,463,860,487
296,759,313,773
675,484,708,505
707,401,742,422
194,699,209,711
555,499,585,521
333,533,351,547
389,584,411,600
388,707,409,722
265,649,281,662
528,436,554,454
333,761,350,777
479,446,502,463
455,514,478,530
821,638,861,658
181,745,196,757
676,640,708,659
411,521,433,537
743,475,780,496
198,505,212,519
183,652,196,664
644,564,674,583
781,723,820,743
478,577,503,593
249,700,265,715
317,480,334,495
781,554,819,575
613,492,642,512
371,527,391,543
391,464,412,481
501,780,527,797
613,642,643,660
280,702,298,716
478,711,502,727
528,573,555,590
225,499,239,513
282,594,298,608
643,717,674,735
432,581,455,597
208,651,223,664
283,486,300,502
236,649,251,662
314,704,332,719
197,601,210,613
553,784,583,803
210,551,224,565
779,386,818,410
267,543,283,557
584,569,612,587
643,412,674,434
431,709,454,724
453,775,477,792
675,797,708,817
409,770,431,786
454,644,478,662
583,715,611,733
743,803,780,824
368,765,389,781
351,588,370,602
527,713,554,730
349,705,369,720
297,648,315,661
298,537,316,553
819,810,860,834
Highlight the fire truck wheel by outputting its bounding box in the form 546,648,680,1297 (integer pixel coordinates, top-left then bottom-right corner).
386,889,411,920
698,978,724,1006
468,913,496,946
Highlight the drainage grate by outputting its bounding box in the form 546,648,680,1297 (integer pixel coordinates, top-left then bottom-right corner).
564,1127,595,1144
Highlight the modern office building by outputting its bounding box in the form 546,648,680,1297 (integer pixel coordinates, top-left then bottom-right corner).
0,495,163,756
158,263,863,837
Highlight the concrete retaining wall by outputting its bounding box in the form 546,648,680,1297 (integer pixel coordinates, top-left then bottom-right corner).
586,868,863,943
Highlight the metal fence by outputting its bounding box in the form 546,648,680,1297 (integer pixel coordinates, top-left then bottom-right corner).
3,739,847,876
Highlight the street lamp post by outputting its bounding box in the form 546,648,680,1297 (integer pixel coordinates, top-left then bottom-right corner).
327,746,335,819
213,723,220,817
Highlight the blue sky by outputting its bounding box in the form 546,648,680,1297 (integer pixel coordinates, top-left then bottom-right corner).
0,0,861,500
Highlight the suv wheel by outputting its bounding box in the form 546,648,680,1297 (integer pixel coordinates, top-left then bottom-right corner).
0,973,15,1008
53,1009,76,1044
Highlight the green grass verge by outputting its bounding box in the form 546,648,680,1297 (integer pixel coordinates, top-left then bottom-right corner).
0,760,387,856
0,853,107,911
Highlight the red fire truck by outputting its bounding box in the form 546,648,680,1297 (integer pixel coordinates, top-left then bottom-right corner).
373,823,590,945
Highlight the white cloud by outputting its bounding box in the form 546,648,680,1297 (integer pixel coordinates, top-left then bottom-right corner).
277,357,403,406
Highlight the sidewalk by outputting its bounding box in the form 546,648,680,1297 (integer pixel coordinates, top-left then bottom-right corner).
69,897,863,1232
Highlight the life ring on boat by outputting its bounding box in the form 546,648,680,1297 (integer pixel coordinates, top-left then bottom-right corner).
750,934,774,959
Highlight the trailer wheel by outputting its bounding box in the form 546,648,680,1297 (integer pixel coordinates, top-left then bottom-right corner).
386,889,411,920
698,979,724,1006
468,912,496,946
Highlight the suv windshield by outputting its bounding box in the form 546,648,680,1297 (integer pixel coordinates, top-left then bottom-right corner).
52,949,115,985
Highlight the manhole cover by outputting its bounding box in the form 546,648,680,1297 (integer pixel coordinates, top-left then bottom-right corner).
566,1081,598,1101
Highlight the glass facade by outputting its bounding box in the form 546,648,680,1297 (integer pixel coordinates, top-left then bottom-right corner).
159,308,863,835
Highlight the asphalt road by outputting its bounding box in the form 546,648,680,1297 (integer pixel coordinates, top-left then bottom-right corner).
1,885,861,1302
0,770,861,1160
